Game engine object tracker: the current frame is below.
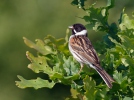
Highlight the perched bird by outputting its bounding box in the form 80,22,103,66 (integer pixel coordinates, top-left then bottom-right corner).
68,23,114,88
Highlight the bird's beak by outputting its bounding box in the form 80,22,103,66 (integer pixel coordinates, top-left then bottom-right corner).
68,26,73,29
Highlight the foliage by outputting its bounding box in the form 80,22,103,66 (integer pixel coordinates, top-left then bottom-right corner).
16,0,134,99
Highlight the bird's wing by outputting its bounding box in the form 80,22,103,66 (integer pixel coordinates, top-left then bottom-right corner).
70,35,100,66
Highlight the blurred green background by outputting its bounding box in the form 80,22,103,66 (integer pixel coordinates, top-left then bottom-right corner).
0,0,134,100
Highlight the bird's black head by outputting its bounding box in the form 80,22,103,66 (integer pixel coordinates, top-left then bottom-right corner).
73,23,86,32
69,23,87,36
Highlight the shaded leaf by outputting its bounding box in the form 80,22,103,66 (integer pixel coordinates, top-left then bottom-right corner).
83,75,96,100
82,0,115,32
95,88,109,100
63,56,79,75
71,0,86,9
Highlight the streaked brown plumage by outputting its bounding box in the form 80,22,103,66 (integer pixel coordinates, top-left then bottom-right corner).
68,23,114,88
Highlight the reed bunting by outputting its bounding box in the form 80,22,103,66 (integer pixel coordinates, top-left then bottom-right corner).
68,23,114,88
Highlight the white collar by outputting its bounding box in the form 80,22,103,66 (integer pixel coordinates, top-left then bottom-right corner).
74,29,87,36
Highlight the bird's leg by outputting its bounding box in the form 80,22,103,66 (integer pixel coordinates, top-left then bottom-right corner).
78,63,84,73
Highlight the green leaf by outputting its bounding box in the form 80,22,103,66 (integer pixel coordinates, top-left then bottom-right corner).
71,81,83,92
44,35,69,56
16,1,134,99
123,97,132,100
83,75,96,100
63,56,80,75
121,56,134,77
70,88,80,99
83,5,108,32
16,75,55,89
118,8,125,24
82,0,115,32
52,53,66,74
121,57,129,67
119,13,134,30
71,0,86,9
49,72,63,80
113,70,127,84
50,55,80,84
26,51,52,74
118,29,134,39
107,0,115,9
117,36,134,57
23,37,55,55
95,88,109,100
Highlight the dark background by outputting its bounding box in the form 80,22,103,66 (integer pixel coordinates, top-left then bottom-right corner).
0,0,133,100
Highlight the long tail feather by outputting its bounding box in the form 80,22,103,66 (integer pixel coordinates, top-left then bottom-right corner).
95,68,114,88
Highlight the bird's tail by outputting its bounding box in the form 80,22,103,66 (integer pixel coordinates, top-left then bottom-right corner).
95,67,114,88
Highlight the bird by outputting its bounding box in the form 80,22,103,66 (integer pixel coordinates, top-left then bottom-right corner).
68,23,114,88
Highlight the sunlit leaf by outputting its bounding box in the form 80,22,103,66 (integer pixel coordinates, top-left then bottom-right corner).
17,1,134,99
16,75,55,89
44,35,69,55
23,37,55,55
70,88,79,99
107,0,115,9
26,51,52,74
119,13,134,30
123,97,132,100
113,70,127,84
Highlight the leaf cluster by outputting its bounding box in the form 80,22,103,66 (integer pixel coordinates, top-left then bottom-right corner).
16,0,134,100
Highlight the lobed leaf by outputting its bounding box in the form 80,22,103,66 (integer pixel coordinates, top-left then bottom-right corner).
16,75,55,89
113,70,127,84
44,35,69,56
119,13,134,30
26,51,52,74
107,0,115,9
83,75,96,100
16,1,134,99
123,97,132,100
23,37,55,55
